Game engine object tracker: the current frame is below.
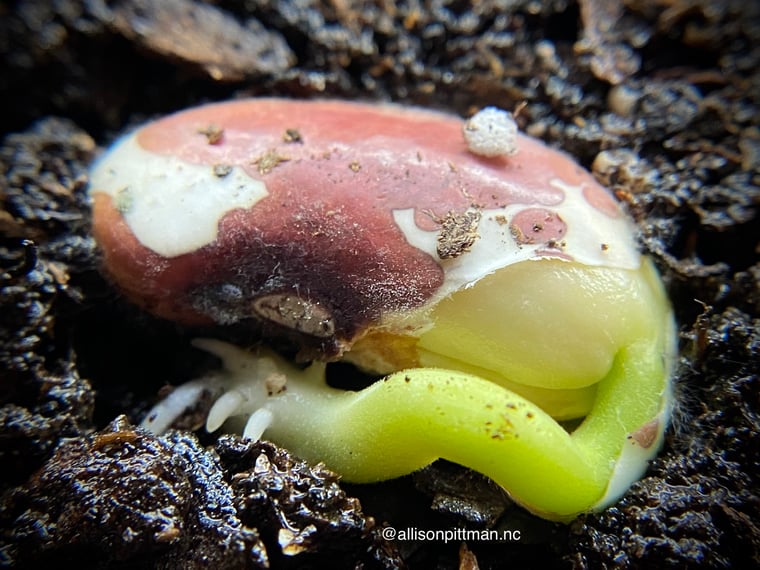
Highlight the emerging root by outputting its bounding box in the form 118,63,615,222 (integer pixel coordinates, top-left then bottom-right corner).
140,378,219,434
138,336,671,521
140,338,326,440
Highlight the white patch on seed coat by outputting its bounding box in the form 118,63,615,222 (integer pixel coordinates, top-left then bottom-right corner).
89,133,268,258
547,178,640,267
91,125,638,290
392,177,640,302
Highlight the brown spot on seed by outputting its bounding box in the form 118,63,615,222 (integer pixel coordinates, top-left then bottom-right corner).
631,418,660,448
213,164,233,177
509,208,567,246
349,160,361,172
197,124,224,145
253,150,290,174
283,128,303,143
436,209,481,259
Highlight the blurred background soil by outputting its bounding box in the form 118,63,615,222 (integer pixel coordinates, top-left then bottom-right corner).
1,1,758,568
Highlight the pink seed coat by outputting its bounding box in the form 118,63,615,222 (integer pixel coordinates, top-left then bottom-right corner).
90,99,637,359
